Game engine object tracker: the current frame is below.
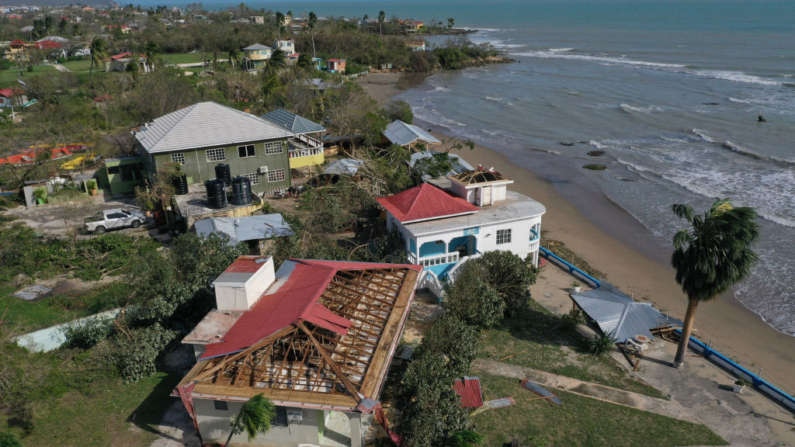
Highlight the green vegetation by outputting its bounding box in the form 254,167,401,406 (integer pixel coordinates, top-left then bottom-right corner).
583,164,608,170
227,394,277,446
0,65,57,88
473,374,727,447
670,199,759,367
59,59,93,73
590,331,618,356
479,298,664,398
162,52,208,65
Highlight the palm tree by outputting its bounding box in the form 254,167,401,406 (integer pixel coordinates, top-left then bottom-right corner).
378,10,386,37
670,198,760,368
88,37,108,84
225,394,276,446
308,11,318,60
227,47,241,69
143,41,158,72
275,11,285,38
267,49,286,74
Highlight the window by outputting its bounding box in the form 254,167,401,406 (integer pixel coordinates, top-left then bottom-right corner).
238,145,255,158
272,406,288,427
171,152,185,164
108,166,120,174
496,229,512,245
267,169,285,183
206,148,226,162
120,164,139,182
264,141,283,155
243,173,259,185
213,400,228,411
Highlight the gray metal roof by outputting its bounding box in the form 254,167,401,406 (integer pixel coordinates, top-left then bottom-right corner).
383,120,442,147
323,158,364,176
571,289,681,343
194,214,294,246
409,151,474,178
134,102,293,154
260,108,326,135
243,43,271,51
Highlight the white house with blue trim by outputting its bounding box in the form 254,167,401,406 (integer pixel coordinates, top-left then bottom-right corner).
376,168,545,296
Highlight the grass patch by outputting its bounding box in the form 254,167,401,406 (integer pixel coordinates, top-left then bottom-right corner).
162,52,208,65
540,238,606,280
584,164,607,170
59,59,94,73
472,373,726,446
1,281,129,333
0,65,57,88
479,299,663,398
3,370,178,447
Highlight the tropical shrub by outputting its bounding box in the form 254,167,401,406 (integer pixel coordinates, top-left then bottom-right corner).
444,262,504,328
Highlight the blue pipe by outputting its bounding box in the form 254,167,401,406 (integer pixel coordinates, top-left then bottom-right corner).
539,246,601,288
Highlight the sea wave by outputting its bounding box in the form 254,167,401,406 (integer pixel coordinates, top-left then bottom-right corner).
720,141,765,160
619,103,663,113
690,128,716,143
728,96,754,104
513,49,687,68
688,69,781,87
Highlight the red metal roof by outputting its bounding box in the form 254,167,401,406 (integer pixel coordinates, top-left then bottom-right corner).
200,259,422,360
111,51,132,60
223,256,269,273
34,40,61,49
327,58,346,62
376,183,480,223
9,39,28,46
453,377,483,408
0,87,23,98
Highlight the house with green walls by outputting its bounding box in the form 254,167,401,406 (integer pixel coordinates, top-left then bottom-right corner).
134,102,294,195
96,156,146,195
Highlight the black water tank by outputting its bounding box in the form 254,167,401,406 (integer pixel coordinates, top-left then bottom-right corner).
215,163,231,187
231,176,253,206
172,173,188,195
205,179,227,209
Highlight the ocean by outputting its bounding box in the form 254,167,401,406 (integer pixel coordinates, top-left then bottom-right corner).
197,0,795,335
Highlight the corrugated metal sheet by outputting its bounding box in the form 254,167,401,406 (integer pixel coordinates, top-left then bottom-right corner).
383,120,442,147
260,108,326,135
409,151,474,177
194,214,294,246
452,377,484,408
571,288,680,343
323,158,364,176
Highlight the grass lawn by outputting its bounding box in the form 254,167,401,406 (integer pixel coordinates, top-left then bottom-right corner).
162,52,208,65
0,65,57,88
3,371,179,447
479,299,665,398
473,373,726,447
0,281,129,333
59,59,94,73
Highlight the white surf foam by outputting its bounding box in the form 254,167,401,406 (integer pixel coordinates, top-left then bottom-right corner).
513,49,687,69
619,103,663,113
690,128,716,143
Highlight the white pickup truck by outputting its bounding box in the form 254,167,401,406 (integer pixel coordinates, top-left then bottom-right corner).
84,209,147,234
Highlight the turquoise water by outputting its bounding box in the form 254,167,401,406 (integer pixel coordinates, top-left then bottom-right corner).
170,0,795,335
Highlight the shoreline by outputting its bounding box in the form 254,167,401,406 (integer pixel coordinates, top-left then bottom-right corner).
358,72,795,394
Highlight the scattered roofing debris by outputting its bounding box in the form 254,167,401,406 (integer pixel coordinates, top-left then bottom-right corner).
322,158,364,176
521,379,563,405
451,168,511,185
13,285,52,301
571,288,680,343
383,120,442,147
470,397,516,416
453,377,484,408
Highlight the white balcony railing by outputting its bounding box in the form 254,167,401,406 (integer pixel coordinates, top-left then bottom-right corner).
417,252,459,267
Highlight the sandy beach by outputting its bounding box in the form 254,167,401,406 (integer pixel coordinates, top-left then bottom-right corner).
358,72,795,394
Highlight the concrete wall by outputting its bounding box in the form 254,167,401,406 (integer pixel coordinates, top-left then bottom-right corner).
195,399,322,446
214,257,275,311
145,139,291,194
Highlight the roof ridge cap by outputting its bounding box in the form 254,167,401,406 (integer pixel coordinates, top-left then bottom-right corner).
404,183,429,219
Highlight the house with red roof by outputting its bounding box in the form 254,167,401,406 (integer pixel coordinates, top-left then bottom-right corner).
376,167,546,295
326,58,346,73
0,87,28,108
3,39,31,62
176,256,421,446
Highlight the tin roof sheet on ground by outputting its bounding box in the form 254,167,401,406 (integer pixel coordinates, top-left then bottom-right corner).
323,158,364,176
571,288,681,343
383,120,442,147
134,102,293,154
453,377,484,408
195,214,294,246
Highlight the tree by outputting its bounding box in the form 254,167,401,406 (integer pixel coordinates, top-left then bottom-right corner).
275,11,284,37
383,99,413,124
266,48,286,74
444,262,504,328
670,199,760,368
226,394,276,446
378,10,386,37
415,315,477,378
143,41,159,72
88,36,108,84
475,251,535,316
446,431,483,447
58,18,67,35
308,11,318,59
447,18,455,30
227,46,241,69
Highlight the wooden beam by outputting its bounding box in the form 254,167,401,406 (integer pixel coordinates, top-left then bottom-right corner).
297,322,362,403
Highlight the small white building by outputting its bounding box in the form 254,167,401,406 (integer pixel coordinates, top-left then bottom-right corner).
272,38,295,55
376,168,545,296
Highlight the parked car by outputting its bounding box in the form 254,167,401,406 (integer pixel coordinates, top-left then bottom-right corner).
84,209,146,234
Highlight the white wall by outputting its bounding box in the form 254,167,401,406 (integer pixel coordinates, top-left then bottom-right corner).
195,399,320,445
215,257,275,311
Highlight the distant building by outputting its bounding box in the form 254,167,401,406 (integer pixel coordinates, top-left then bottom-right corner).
106,24,130,34
382,120,442,149
242,43,272,70
326,58,346,73
405,39,426,51
3,39,31,62
249,15,264,25
96,156,146,195
0,88,28,108
194,214,294,253
272,38,295,55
